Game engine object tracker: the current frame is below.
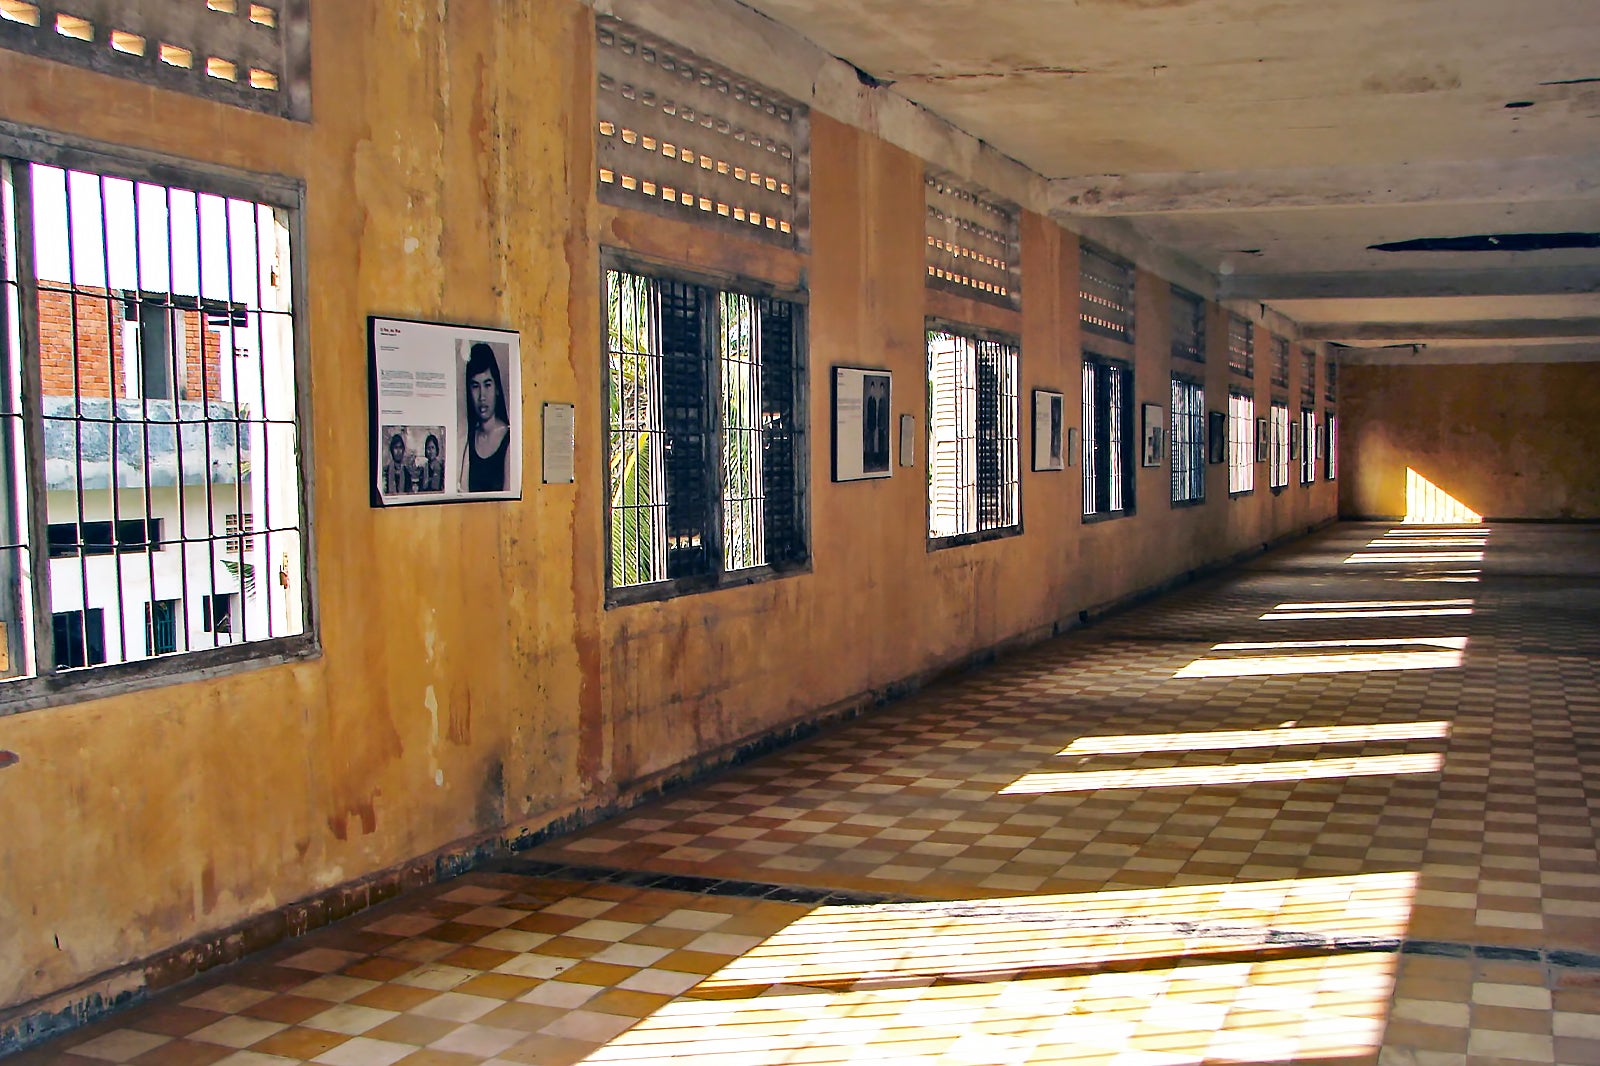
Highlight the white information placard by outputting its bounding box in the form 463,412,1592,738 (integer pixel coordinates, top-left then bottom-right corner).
368,316,522,506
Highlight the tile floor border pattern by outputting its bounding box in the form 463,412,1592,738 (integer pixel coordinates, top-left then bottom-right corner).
504,860,1600,974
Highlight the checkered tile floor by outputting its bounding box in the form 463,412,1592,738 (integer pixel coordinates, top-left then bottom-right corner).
11,523,1600,1065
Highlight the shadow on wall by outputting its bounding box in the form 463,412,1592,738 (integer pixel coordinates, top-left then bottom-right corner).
1404,468,1482,525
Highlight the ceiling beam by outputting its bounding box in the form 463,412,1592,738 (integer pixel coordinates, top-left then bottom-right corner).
1303,318,1600,343
1047,155,1600,216
1337,342,1600,366
1220,266,1600,301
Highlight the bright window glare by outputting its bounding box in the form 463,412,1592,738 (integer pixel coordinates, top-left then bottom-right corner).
1002,752,1444,793
1404,468,1483,524
1060,720,1451,757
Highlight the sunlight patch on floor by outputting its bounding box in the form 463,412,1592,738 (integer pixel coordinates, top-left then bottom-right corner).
583,875,1414,1065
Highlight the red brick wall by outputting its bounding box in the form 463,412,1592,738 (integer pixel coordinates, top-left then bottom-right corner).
38,285,228,401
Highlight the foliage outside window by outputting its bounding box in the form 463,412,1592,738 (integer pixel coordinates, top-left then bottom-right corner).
605,266,806,602
927,327,1020,544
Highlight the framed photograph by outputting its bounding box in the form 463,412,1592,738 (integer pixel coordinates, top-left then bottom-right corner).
833,366,892,481
1066,426,1079,467
1032,389,1065,471
369,316,522,506
1255,418,1270,462
1289,419,1301,459
898,413,917,468
1141,403,1165,467
1207,410,1226,464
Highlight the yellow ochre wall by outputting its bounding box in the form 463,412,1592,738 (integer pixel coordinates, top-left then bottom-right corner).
1341,361,1600,520
0,0,1336,1030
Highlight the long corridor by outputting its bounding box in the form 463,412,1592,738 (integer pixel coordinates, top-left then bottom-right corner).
12,523,1600,1066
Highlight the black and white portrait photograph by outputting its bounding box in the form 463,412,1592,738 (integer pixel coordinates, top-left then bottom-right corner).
1141,403,1165,467
832,366,893,481
1033,389,1065,471
368,317,522,506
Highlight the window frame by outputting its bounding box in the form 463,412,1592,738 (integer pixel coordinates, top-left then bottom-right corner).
1299,406,1318,486
1324,412,1339,480
925,318,1022,550
1081,351,1136,523
1268,400,1291,492
1227,390,1255,497
0,127,318,718
600,250,811,608
1169,374,1204,507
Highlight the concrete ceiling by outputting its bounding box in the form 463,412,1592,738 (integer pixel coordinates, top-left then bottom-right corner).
737,0,1600,356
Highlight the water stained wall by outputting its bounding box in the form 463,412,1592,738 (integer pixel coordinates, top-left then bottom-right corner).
0,0,1336,1031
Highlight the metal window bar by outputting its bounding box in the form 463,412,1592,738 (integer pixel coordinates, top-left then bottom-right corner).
1081,359,1098,517
606,269,668,588
1271,335,1290,388
1,157,304,685
1300,408,1317,485
1325,413,1338,480
1301,347,1317,404
1227,314,1254,377
757,296,803,566
1170,287,1205,362
1228,391,1254,494
1080,247,1135,343
1107,362,1126,513
657,279,712,580
1270,402,1290,489
973,337,1018,531
1170,378,1203,504
927,330,975,537
0,0,311,120
719,291,765,571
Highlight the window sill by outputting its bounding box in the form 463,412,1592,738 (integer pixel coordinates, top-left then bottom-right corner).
605,558,812,609
927,525,1022,552
0,634,321,719
1169,496,1206,510
1082,509,1135,525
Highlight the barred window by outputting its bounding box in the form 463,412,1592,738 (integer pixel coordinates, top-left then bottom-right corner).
1080,245,1135,343
1169,377,1204,505
1082,354,1133,519
1227,314,1254,378
1228,391,1254,495
927,327,1019,544
605,264,806,602
1300,407,1317,485
595,17,807,248
1325,413,1338,480
1325,355,1338,404
1170,286,1205,362
1270,335,1290,388
1301,347,1317,404
1,145,310,701
1269,401,1291,490
925,175,1019,309
0,1,310,120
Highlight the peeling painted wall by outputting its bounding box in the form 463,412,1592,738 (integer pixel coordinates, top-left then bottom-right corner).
0,0,1334,1023
1340,361,1600,520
